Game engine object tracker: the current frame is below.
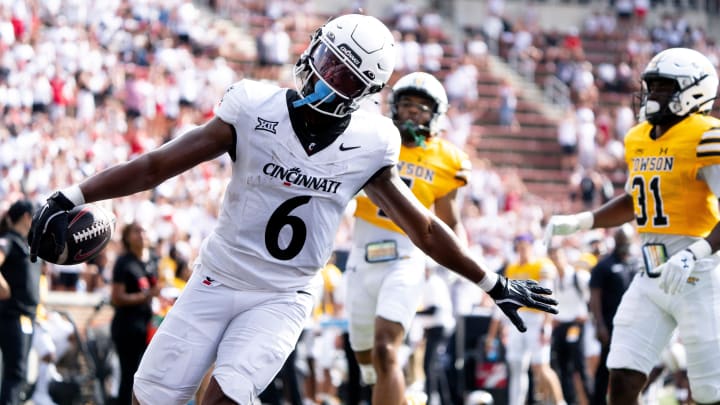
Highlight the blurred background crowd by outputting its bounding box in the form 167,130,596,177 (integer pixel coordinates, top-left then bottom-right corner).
1,0,718,404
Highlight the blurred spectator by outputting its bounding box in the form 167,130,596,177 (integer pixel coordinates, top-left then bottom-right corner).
110,222,159,405
595,61,618,92
258,21,290,78
0,200,38,405
498,78,519,132
399,32,422,74
468,158,504,218
443,56,479,106
549,246,592,405
589,226,637,405
485,234,563,405
481,13,505,55
465,32,489,68
615,0,635,27
312,254,344,405
442,101,475,149
575,104,598,170
569,166,604,210
391,29,407,74
391,0,419,35
571,61,598,105
416,265,455,404
507,22,538,81
557,106,578,171
563,27,583,54
84,250,109,293
30,268,76,405
419,8,445,41
613,100,635,140
421,36,444,73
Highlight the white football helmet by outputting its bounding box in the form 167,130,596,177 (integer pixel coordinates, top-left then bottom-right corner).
389,72,449,137
293,14,396,117
640,47,718,125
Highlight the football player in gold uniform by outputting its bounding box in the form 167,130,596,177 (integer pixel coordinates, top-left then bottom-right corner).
346,72,470,405
545,48,720,404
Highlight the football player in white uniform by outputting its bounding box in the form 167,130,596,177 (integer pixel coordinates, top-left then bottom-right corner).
29,14,557,405
545,48,720,404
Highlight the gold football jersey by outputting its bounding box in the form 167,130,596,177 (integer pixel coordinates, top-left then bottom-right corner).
624,113,720,237
354,137,470,234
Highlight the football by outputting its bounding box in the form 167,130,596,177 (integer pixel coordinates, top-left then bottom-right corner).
37,203,116,265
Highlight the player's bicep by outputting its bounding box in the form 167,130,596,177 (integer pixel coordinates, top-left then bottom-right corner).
159,117,235,167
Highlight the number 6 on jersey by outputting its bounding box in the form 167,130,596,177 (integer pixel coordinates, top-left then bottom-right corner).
265,196,311,260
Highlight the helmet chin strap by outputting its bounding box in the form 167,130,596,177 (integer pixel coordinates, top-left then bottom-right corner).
293,80,336,108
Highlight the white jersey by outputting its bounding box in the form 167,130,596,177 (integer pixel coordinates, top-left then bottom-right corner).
202,79,400,291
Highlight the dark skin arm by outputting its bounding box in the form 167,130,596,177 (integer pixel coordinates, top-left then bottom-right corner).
589,287,609,345
434,188,468,245
364,166,488,283
589,193,636,229
78,117,234,203
110,282,159,307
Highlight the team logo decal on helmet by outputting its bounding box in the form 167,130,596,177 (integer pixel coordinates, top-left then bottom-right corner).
337,44,362,67
293,14,396,118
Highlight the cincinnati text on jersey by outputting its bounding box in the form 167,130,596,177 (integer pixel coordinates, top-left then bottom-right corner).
263,163,342,193
397,161,435,182
631,156,675,172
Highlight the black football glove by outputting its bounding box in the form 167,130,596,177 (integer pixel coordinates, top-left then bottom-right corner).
29,191,76,263
488,275,558,332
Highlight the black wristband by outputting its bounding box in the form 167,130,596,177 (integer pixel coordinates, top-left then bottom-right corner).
487,275,507,300
49,191,76,210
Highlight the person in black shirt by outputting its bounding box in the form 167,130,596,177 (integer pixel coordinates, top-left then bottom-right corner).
110,222,159,405
588,226,636,405
0,200,38,405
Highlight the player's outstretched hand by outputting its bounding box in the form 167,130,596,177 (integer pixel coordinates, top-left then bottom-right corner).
29,191,76,263
488,275,558,332
543,211,594,250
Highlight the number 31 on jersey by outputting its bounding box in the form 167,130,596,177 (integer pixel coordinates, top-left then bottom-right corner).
631,175,669,228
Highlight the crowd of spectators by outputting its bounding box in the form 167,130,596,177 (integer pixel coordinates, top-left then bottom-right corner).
0,0,241,289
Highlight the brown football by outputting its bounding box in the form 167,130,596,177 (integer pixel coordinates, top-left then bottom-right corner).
37,203,115,265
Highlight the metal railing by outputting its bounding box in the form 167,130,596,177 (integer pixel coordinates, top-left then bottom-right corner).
544,75,571,110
